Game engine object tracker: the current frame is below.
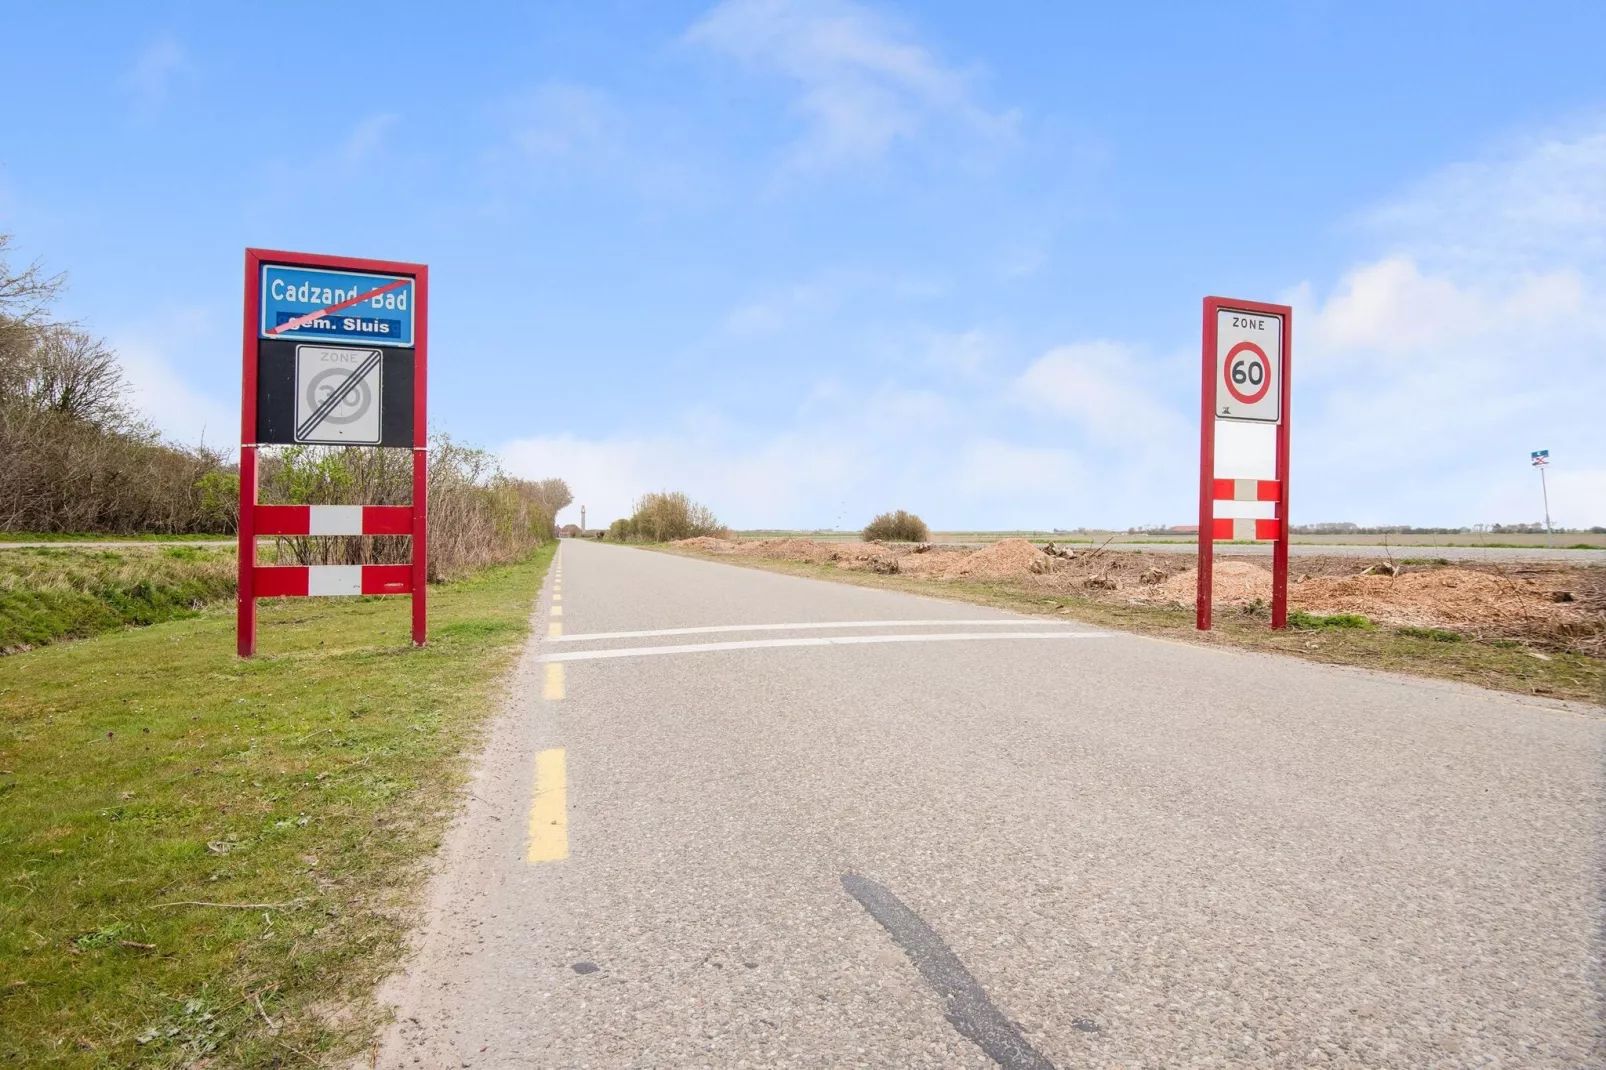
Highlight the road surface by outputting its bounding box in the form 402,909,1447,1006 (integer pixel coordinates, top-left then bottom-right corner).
373,539,1604,1068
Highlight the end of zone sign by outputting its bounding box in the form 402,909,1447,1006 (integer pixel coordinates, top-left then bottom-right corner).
239,248,429,658
260,265,415,347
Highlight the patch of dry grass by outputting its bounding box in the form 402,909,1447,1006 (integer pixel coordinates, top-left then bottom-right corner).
658,547,1606,707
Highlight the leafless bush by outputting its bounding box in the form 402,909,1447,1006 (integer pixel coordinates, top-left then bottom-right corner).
0,235,230,534
258,439,564,580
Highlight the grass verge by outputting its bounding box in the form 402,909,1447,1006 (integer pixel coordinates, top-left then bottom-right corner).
0,541,555,1067
658,548,1605,707
1,546,238,653
0,534,231,544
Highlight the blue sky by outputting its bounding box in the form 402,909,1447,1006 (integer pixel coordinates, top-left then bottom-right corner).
3,1,1604,528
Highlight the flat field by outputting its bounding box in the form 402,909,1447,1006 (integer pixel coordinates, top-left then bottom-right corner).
0,544,553,1067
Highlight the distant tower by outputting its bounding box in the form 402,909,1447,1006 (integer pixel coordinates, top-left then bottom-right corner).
581,505,586,532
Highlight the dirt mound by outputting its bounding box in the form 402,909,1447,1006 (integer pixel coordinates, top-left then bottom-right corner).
939,538,1052,580
1148,561,1271,606
1294,569,1578,629
896,544,971,577
673,536,737,552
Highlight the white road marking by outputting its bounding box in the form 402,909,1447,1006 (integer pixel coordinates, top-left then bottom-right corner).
542,631,1111,662
550,619,1081,643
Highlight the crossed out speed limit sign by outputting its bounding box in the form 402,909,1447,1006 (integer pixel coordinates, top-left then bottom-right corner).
1196,297,1292,631
237,249,430,657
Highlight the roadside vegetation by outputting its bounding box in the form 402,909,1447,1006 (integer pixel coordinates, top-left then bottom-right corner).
605,490,726,542
0,545,235,653
0,542,557,1067
0,236,232,536
254,444,569,582
862,509,929,543
664,538,1605,706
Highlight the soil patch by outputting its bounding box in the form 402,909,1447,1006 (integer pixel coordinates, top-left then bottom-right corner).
668,536,1604,653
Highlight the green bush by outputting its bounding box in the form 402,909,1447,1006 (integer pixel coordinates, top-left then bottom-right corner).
1288,610,1374,630
1397,625,1464,642
863,510,929,543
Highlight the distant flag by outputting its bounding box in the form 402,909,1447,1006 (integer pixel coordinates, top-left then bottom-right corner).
1531,449,1550,467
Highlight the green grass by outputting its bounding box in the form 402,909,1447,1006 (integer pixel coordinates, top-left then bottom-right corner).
1287,610,1375,630
0,542,555,1067
0,534,230,544
0,547,239,652
1396,625,1465,643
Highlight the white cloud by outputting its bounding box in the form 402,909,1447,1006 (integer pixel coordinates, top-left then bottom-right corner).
1013,341,1188,444
505,117,1606,532
1364,122,1606,270
500,339,1192,531
1285,120,1606,526
117,345,235,451
107,309,235,450
686,0,1016,169
339,114,400,170
123,34,186,126
489,81,704,205
508,83,621,166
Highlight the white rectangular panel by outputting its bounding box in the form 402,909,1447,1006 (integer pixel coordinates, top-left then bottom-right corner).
1213,499,1277,520
307,565,363,597
1214,419,1276,480
308,505,364,536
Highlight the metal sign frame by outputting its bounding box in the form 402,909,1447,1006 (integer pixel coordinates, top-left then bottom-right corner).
1196,296,1292,631
238,248,429,657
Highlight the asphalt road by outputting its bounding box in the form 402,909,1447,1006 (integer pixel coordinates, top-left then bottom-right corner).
372,539,1605,1068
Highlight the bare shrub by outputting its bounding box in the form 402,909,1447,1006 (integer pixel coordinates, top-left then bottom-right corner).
862,510,929,543
0,235,230,535
258,439,562,580
609,491,726,542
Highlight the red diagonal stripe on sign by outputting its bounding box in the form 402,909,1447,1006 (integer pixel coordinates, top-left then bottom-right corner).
268,278,410,336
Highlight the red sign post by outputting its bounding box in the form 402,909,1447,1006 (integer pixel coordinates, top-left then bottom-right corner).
237,248,429,657
1196,296,1292,631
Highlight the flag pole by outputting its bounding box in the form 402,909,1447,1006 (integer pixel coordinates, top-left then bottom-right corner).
1540,464,1553,547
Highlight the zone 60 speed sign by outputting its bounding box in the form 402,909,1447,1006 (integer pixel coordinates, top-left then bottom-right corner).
1215,308,1283,422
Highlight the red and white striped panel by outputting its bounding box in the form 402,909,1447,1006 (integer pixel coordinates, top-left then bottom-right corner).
254,564,413,598
1211,479,1282,541
1211,479,1280,503
1211,517,1282,541
254,505,413,536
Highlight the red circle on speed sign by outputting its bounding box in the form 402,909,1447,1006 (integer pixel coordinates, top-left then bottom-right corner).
1223,341,1272,405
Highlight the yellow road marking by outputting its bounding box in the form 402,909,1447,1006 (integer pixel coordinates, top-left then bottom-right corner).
550,605,563,617
552,593,562,602
526,748,568,862
548,621,563,637
543,662,565,700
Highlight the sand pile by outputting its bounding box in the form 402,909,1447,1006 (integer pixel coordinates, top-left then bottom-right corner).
938,539,1052,580
737,538,840,564
1294,569,1579,629
674,536,738,552
1148,561,1272,606
896,545,972,577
